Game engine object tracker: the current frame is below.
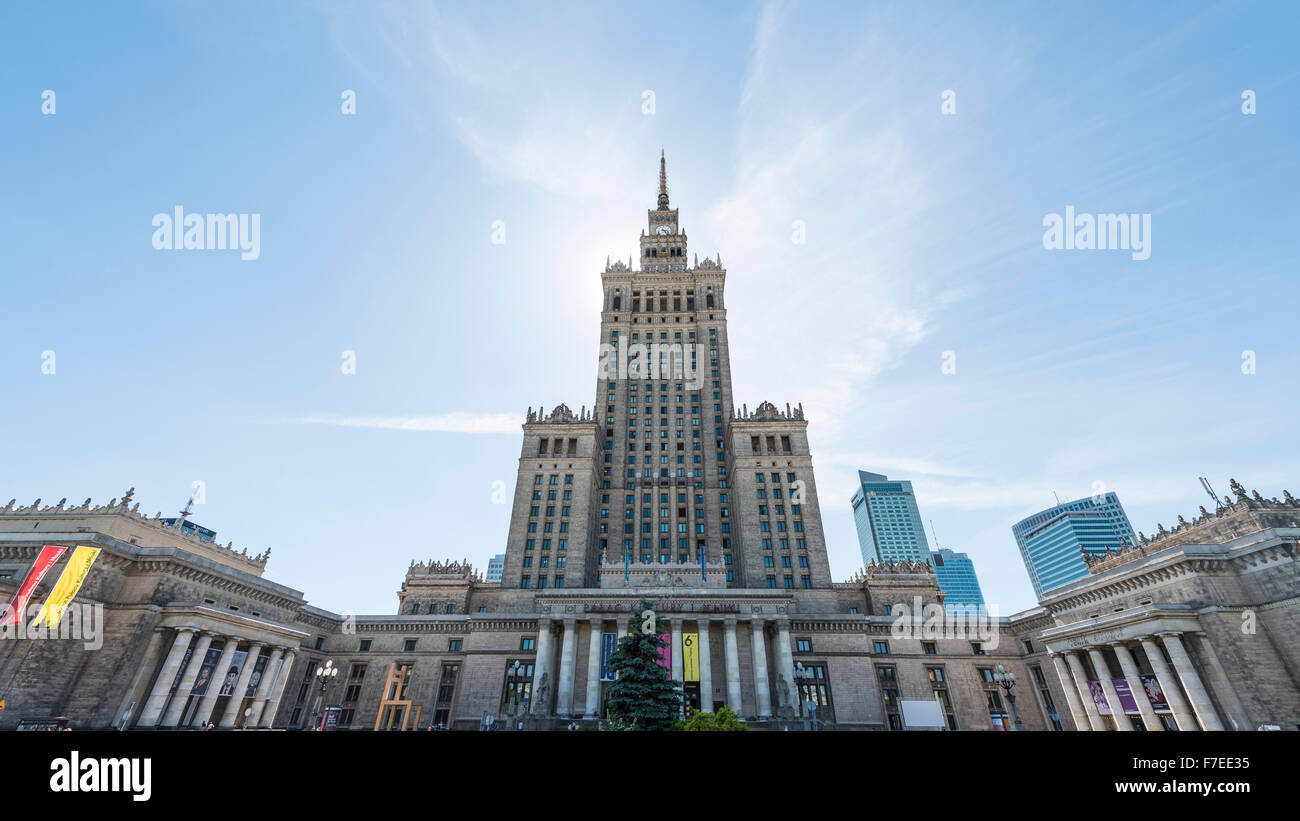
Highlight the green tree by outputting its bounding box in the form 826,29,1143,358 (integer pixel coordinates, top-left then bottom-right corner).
604,599,683,731
677,705,749,731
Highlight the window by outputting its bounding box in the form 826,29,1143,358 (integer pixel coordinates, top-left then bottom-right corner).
923,641,937,655
796,638,812,653
971,642,986,656
521,637,535,651
877,666,901,730
359,639,372,652
403,638,417,653
448,639,463,652
873,641,889,655
928,667,957,729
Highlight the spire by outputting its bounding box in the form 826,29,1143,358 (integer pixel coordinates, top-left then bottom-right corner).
657,149,670,210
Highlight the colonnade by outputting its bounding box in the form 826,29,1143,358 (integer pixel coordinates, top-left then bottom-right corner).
134,626,298,729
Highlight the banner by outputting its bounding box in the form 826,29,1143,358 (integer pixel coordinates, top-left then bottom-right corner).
600,633,617,681
169,645,196,694
218,650,248,696
656,633,671,674
1141,674,1170,712
37,545,101,628
682,632,699,682
0,545,67,628
1088,680,1111,715
1111,677,1140,714
244,654,270,698
190,647,222,696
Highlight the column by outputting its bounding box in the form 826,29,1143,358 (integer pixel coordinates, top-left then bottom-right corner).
219,641,264,727
670,618,684,686
697,619,714,713
136,628,196,727
1065,650,1107,730
160,631,213,727
1194,633,1249,731
1112,643,1162,731
115,628,166,729
191,637,239,727
775,619,797,716
247,646,285,728
555,618,577,717
584,619,602,718
530,618,553,715
1160,632,1223,731
259,649,296,728
1049,652,1090,730
750,617,771,720
1138,636,1197,731
723,618,742,711
1086,647,1132,731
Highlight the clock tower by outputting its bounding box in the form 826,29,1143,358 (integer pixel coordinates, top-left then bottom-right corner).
642,150,684,270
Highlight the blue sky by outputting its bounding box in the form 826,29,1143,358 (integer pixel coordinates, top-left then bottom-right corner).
2,0,1297,616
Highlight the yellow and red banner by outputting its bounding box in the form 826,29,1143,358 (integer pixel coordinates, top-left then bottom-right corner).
0,545,67,627
37,545,101,628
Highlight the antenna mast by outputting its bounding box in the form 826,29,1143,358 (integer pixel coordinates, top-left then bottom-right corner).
1199,477,1224,511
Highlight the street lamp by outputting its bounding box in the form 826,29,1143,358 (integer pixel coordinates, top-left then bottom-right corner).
311,659,338,730
506,660,528,730
992,664,1023,731
794,662,818,731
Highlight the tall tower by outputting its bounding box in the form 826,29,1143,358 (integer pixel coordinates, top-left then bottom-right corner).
498,153,834,591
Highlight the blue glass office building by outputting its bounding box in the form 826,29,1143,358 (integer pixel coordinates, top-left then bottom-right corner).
1012,493,1136,600
931,548,987,616
851,471,931,564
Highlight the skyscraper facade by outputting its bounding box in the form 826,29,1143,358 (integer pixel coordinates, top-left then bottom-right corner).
930,548,987,616
1012,492,1136,600
850,471,931,565
497,151,834,593
486,553,505,583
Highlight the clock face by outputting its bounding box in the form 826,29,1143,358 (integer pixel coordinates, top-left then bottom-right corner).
656,225,671,235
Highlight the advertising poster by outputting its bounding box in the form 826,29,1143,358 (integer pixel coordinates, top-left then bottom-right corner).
218,650,248,696
169,645,195,694
655,633,671,674
1088,680,1112,715
1111,677,1140,713
600,632,617,681
190,647,222,696
682,633,699,682
1141,674,1170,712
244,654,270,698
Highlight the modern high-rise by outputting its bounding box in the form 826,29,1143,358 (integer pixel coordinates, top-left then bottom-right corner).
930,548,987,616
850,471,931,565
485,553,505,583
1012,492,1136,599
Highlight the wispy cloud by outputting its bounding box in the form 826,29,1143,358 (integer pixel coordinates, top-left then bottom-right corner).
288,413,520,434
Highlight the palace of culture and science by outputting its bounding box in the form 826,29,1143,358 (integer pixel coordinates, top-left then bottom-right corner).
1,155,1297,731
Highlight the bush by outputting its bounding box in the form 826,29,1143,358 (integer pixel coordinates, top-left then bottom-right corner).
676,706,749,731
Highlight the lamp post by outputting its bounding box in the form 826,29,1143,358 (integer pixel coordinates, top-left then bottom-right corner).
794,662,817,731
506,660,528,730
992,664,1023,731
310,659,338,731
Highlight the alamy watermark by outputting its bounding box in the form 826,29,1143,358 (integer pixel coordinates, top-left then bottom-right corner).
0,602,104,650
1043,206,1150,261
152,206,261,261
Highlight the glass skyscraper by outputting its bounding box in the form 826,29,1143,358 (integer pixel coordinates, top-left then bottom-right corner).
851,471,931,564
931,548,987,616
1012,492,1136,599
